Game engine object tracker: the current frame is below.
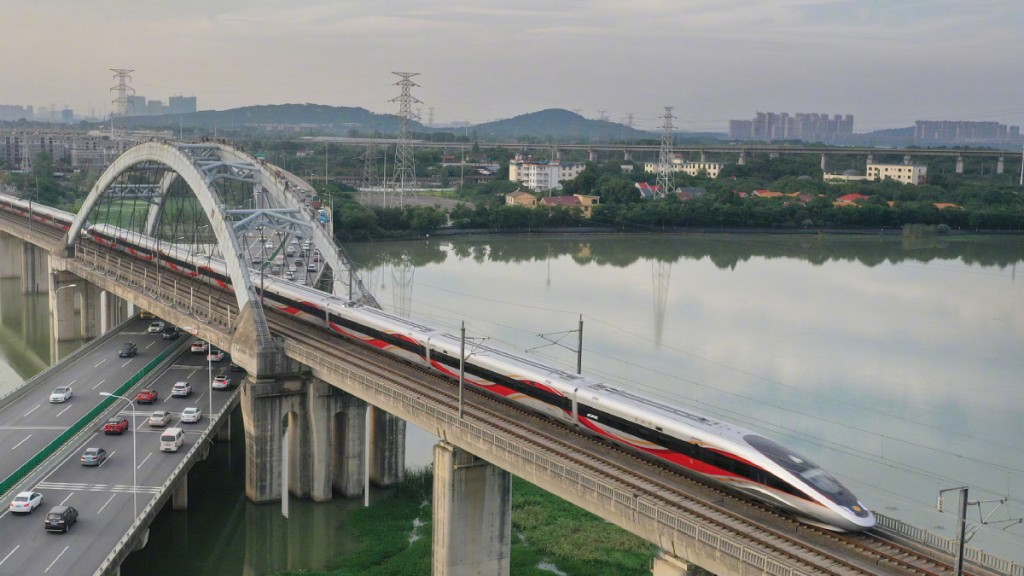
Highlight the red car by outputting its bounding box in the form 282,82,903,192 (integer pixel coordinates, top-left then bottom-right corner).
103,416,129,435
136,388,158,404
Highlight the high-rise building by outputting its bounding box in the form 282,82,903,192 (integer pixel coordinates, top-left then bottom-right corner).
168,96,197,115
730,111,853,143
914,120,1020,144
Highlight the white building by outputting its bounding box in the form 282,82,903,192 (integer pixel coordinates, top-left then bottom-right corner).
866,163,928,185
643,158,724,179
508,155,586,192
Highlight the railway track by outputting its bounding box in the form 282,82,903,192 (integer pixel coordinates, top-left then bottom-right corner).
270,312,974,576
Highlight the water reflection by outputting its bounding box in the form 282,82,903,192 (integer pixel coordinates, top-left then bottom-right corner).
348,233,1024,561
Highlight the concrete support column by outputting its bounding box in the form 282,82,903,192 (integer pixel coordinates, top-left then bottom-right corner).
20,243,48,294
997,156,1005,174
588,149,597,162
651,552,692,576
737,151,746,166
432,442,511,576
820,153,827,171
240,375,308,503
216,413,232,442
699,151,707,163
331,394,367,498
956,155,965,174
553,148,562,161
369,408,405,487
623,150,632,161
0,233,22,279
48,271,79,342
903,154,913,165
172,475,188,510
80,282,102,338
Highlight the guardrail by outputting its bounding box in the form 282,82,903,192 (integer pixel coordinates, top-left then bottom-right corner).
0,335,186,498
875,514,1023,576
94,384,241,576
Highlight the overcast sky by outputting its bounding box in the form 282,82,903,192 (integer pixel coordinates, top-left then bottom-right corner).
3,0,1022,132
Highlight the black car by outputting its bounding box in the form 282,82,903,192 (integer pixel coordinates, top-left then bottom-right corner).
44,505,78,533
161,326,181,340
118,342,137,358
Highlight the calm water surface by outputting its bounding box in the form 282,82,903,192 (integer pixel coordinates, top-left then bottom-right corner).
2,232,1022,573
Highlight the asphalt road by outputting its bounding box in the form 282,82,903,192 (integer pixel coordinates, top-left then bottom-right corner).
0,318,240,576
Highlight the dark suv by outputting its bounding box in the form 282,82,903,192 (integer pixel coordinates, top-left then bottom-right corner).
161,326,181,340
118,342,137,358
44,505,79,533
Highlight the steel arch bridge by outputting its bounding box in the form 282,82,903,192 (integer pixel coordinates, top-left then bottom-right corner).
64,140,378,366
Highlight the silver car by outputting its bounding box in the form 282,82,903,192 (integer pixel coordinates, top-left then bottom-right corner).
148,410,172,427
49,386,73,403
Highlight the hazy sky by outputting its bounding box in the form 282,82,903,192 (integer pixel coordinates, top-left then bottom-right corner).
3,0,1023,132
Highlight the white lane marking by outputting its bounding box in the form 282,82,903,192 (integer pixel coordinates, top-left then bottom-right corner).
91,378,106,390
146,341,156,349
56,406,72,418
67,379,77,386
121,359,133,368
59,493,75,505
0,545,20,567
137,452,153,469
94,358,107,368
11,435,31,450
45,546,70,573
96,493,117,514
188,369,198,378
23,405,40,418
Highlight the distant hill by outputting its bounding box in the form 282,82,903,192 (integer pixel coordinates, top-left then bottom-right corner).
468,108,656,141
124,103,407,133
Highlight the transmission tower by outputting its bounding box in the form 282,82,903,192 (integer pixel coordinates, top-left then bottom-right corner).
109,68,135,138
389,72,421,208
656,106,676,197
359,139,382,205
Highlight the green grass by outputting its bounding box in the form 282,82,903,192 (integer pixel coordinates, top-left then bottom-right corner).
276,470,658,576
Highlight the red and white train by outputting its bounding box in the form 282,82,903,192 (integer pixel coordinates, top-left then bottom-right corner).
1,193,876,531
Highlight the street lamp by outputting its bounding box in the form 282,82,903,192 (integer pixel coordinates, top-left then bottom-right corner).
100,392,137,520
182,326,213,418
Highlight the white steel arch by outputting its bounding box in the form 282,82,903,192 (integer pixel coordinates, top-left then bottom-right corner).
65,141,276,350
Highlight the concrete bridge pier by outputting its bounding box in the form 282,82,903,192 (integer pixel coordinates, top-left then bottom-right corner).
432,441,512,576
997,156,1005,174
588,149,598,162
79,282,103,338
737,151,746,166
48,271,80,342
651,551,693,576
305,376,368,501
623,150,633,161
903,154,913,165
240,374,307,503
369,407,405,487
0,233,22,278
956,155,965,174
820,153,828,171
172,475,188,510
100,290,130,334
21,243,48,294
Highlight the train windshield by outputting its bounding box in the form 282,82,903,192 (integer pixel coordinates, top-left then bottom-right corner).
744,434,869,516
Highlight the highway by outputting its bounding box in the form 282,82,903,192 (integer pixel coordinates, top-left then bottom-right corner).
0,318,180,482
0,318,241,576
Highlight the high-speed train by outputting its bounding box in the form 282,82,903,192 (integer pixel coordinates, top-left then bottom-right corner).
0,193,875,531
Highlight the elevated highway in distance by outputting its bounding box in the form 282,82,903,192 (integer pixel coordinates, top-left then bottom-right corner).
1,140,1020,575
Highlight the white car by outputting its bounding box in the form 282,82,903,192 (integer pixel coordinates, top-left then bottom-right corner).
180,406,203,423
148,410,172,427
171,381,193,397
212,374,232,390
147,321,166,333
207,350,225,362
9,491,43,514
49,386,73,403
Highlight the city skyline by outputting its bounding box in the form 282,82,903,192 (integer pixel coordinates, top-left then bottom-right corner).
2,0,1022,132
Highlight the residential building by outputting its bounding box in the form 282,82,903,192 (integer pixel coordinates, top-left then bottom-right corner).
729,112,854,143
508,154,585,192
914,120,1020,145
505,189,537,207
539,194,600,219
168,96,198,115
643,157,723,179
866,163,928,185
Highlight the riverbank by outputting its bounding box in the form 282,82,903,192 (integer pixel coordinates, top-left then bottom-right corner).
276,471,658,576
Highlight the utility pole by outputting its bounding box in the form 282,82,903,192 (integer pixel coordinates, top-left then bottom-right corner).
389,72,421,208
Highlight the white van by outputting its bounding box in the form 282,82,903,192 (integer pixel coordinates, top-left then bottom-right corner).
160,427,184,452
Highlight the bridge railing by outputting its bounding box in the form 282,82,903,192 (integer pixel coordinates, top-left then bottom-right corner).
875,514,1023,576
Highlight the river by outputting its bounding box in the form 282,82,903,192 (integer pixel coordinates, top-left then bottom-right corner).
2,232,1022,573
